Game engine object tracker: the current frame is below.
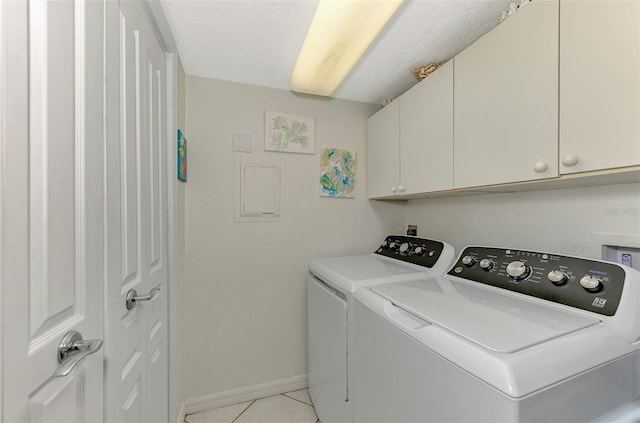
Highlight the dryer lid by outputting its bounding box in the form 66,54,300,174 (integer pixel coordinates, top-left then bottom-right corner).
309,255,430,293
371,278,600,353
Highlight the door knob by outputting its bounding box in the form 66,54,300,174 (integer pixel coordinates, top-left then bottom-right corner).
54,330,103,377
126,287,160,310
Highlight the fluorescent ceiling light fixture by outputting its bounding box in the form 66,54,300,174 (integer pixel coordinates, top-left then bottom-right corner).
290,0,403,97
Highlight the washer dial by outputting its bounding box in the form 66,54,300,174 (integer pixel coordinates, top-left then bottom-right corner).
580,275,603,292
479,259,495,271
506,261,531,280
547,270,568,286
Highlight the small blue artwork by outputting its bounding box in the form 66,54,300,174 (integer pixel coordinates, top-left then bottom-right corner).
178,129,187,182
320,148,356,198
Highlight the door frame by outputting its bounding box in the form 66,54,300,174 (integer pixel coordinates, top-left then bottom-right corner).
0,0,22,417
104,0,178,421
0,0,29,416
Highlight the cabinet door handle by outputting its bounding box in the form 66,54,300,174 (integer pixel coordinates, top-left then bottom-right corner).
391,186,397,193
533,161,548,173
562,154,579,167
398,185,405,192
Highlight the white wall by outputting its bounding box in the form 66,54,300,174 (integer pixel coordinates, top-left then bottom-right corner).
405,183,640,257
182,76,405,400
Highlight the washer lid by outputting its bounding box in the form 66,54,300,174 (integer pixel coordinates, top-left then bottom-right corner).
309,255,430,293
372,278,601,353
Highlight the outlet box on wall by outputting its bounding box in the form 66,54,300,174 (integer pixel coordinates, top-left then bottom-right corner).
590,233,640,271
233,134,252,152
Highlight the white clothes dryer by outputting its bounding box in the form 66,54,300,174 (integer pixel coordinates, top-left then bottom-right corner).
353,246,640,422
307,235,455,423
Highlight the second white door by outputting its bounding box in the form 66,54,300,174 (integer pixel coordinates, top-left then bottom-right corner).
105,1,169,422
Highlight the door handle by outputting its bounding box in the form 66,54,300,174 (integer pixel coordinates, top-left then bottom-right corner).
125,287,160,310
54,330,103,377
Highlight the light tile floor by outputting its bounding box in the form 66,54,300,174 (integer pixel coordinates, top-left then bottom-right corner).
185,389,318,423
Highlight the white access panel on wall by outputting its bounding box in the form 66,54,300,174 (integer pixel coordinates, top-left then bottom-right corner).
235,157,285,222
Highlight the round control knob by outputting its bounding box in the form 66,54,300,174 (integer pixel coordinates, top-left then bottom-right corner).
547,270,568,286
399,243,410,255
414,246,426,256
461,255,476,267
389,242,398,250
506,261,531,280
479,259,495,271
580,275,602,292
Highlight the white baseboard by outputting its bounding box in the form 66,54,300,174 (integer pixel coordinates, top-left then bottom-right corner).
184,374,308,416
176,401,186,423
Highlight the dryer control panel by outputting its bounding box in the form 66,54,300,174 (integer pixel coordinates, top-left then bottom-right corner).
375,235,445,269
448,246,627,316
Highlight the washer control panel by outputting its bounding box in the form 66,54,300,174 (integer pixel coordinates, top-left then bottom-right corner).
447,246,626,316
375,235,445,269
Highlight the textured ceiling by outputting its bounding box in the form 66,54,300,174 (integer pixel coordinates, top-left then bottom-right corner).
160,0,512,105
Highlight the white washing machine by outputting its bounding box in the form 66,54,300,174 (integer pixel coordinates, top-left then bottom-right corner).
307,235,455,423
353,246,640,422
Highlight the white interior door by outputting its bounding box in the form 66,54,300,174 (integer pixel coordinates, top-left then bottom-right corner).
1,0,105,422
105,1,169,421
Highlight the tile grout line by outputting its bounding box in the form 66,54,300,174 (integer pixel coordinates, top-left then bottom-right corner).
231,400,256,423
281,393,314,408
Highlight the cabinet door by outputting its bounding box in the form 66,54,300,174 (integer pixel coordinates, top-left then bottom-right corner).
400,60,454,194
367,99,400,198
559,0,640,174
454,0,559,188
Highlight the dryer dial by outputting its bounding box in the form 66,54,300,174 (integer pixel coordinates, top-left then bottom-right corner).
461,255,476,267
399,243,411,255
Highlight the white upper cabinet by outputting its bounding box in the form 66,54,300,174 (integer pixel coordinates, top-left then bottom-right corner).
454,0,559,188
400,60,454,194
367,63,453,198
559,0,640,174
367,99,400,198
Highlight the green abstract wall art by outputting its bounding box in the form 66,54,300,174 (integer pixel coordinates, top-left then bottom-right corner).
265,110,315,154
320,148,356,198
